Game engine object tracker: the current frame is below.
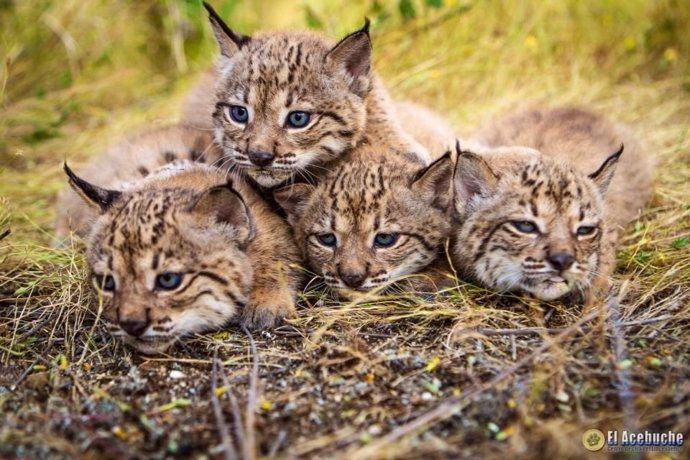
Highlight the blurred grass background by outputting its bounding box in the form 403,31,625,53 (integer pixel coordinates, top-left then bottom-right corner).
1,0,688,244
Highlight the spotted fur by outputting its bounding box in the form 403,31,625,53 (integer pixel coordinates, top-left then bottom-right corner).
454,107,654,302
63,162,301,354
55,125,223,243
274,148,453,299
187,3,431,189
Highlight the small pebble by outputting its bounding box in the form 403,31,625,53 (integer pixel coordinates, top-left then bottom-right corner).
169,370,186,379
368,425,382,436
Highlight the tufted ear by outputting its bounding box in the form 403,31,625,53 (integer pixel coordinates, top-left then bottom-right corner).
203,2,250,63
588,144,623,197
64,162,121,213
190,183,255,249
326,19,372,97
453,147,499,216
273,183,315,221
410,151,454,210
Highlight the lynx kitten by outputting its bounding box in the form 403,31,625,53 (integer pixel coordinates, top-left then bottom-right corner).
452,107,653,301
61,155,300,354
190,2,431,188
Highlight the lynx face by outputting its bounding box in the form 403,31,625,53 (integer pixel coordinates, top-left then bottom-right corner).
275,154,453,298
205,4,371,188
66,165,254,354
452,147,621,301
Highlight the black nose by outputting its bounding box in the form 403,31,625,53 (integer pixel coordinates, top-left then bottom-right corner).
119,318,149,337
548,252,575,271
247,150,274,167
340,272,366,288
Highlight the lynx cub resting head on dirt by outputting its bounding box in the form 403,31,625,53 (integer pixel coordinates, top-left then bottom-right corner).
202,2,429,188
453,107,653,302
274,149,453,298
65,162,301,354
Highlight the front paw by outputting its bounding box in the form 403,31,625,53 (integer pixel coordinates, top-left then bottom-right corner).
241,293,296,330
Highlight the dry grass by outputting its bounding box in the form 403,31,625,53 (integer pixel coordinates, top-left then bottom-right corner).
1,0,689,458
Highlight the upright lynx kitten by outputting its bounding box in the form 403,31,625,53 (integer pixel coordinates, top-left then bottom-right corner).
453,107,653,301
197,2,430,188
63,160,301,354
55,125,223,242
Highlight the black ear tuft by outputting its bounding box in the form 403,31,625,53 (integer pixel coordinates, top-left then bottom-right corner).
64,162,121,213
411,151,454,211
588,144,623,196
203,1,251,58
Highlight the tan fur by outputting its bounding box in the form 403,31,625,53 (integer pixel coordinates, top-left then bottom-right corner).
55,125,223,243
274,146,453,299
394,101,457,160
62,160,300,354
473,106,653,227
454,107,654,302
184,8,434,189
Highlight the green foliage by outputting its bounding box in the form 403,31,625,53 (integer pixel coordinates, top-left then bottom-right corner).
304,5,325,30
672,236,689,250
398,0,416,19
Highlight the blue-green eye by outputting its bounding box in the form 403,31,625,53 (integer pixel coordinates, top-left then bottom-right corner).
316,233,337,247
511,220,539,234
373,233,398,248
577,225,597,236
286,111,311,128
94,274,116,292
156,272,183,290
226,105,249,123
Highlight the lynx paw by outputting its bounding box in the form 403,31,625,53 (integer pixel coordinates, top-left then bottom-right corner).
241,292,296,330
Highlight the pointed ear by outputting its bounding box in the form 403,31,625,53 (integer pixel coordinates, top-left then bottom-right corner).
588,144,623,197
190,183,255,248
273,183,315,219
453,149,499,215
411,151,454,210
326,19,372,96
203,1,250,61
64,163,121,213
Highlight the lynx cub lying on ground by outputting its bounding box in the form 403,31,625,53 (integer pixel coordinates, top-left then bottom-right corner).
191,3,430,189
453,107,653,302
62,158,301,354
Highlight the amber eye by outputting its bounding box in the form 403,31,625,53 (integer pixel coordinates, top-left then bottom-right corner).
156,272,183,290
373,233,398,248
511,220,539,234
93,274,116,292
577,225,598,236
316,233,337,247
